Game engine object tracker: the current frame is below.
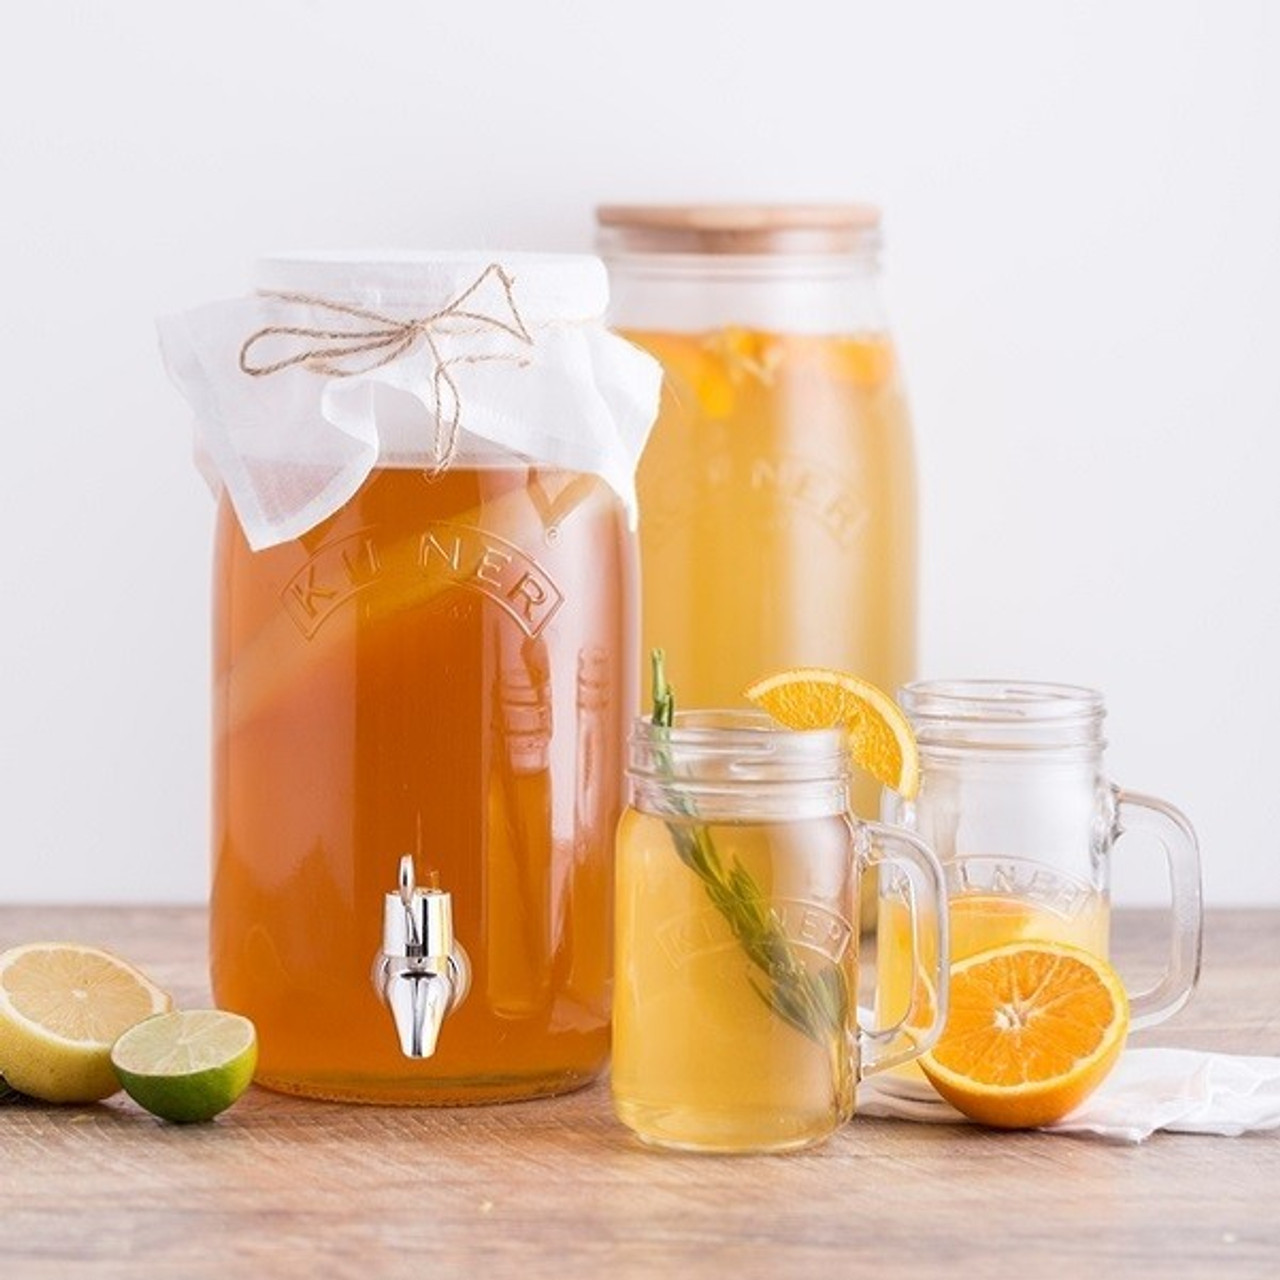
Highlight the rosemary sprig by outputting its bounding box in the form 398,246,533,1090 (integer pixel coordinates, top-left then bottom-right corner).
648,650,848,1045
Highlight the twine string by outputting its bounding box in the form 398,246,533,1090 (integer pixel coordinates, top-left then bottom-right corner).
238,263,533,472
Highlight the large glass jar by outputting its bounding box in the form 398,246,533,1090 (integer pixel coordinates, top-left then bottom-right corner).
162,253,658,1103
598,205,917,832
213,464,631,1102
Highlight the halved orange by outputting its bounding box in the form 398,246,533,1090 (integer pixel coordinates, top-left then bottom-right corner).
920,941,1129,1129
743,667,920,798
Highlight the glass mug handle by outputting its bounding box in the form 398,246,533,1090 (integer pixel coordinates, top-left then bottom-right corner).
857,821,950,1075
1113,787,1204,1030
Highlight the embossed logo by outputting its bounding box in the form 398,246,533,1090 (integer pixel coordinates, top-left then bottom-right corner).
281,523,564,639
881,857,1098,921
748,455,868,548
948,857,1097,919
657,899,854,970
418,524,564,637
282,530,385,637
643,452,868,550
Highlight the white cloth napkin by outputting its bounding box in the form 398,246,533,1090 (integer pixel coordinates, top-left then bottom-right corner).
158,253,662,550
859,1048,1280,1143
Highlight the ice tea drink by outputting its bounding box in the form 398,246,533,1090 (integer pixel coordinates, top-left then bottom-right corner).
613,807,859,1151
212,463,630,1103
628,326,915,828
612,711,949,1153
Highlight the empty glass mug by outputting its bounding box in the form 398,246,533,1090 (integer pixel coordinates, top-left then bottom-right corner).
877,680,1203,1069
613,712,949,1153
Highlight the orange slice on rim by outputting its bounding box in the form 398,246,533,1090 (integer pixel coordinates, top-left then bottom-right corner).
743,667,920,798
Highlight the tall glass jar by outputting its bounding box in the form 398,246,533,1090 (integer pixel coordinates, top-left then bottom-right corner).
161,253,659,1104
598,204,917,835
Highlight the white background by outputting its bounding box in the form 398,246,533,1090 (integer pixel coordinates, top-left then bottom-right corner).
0,1,1276,906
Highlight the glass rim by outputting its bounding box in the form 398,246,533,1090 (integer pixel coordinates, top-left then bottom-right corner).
899,679,1107,756
900,679,1105,722
598,247,880,281
627,711,849,804
629,709,846,750
595,203,882,261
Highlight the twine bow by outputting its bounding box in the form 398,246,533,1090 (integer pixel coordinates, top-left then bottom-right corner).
238,263,533,471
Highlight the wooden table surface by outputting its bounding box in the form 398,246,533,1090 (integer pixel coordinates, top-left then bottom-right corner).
1,906,1277,1280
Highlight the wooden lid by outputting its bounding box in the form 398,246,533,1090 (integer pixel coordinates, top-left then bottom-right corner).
595,204,881,254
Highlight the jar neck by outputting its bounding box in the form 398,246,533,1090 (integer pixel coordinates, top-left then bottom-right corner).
601,249,886,336
628,711,849,821
901,680,1107,767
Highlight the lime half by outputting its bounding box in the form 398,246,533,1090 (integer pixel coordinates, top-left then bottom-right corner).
111,1010,257,1123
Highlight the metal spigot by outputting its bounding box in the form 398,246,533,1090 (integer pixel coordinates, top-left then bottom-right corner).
374,856,470,1059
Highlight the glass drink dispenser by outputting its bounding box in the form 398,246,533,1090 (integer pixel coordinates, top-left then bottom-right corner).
160,253,660,1102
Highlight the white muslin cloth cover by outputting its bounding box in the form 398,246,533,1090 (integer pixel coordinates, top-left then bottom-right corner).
859,1047,1280,1143
158,253,663,550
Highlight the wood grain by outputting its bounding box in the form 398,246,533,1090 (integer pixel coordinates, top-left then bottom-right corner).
1,907,1277,1280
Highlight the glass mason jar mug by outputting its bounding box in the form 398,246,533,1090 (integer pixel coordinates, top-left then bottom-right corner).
613,712,949,1153
877,680,1203,1064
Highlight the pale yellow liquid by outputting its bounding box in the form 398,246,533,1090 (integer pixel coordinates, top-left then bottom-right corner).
876,889,1111,1080
627,328,916,828
612,808,858,1152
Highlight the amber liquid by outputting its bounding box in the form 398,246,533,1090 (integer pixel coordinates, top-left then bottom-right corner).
212,465,631,1103
612,808,858,1152
628,328,916,824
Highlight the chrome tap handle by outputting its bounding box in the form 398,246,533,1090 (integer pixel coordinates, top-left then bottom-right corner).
398,854,420,950
375,855,470,1059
